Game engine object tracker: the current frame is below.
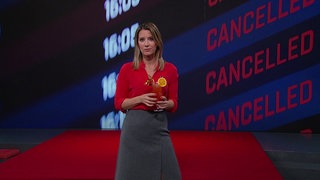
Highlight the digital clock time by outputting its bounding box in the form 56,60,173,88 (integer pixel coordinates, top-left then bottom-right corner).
104,0,140,22
103,22,139,61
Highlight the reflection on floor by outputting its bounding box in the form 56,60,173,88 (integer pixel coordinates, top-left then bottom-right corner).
0,129,319,180
254,132,320,180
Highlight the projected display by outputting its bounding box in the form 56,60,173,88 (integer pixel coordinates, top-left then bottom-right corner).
104,0,140,22
0,0,319,132
103,22,138,61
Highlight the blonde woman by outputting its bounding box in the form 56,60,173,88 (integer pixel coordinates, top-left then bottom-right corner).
114,22,181,180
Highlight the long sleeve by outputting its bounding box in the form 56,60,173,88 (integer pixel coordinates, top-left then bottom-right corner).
166,63,179,112
114,63,130,112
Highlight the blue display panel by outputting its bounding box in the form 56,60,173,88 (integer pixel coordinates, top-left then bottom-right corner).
0,0,319,132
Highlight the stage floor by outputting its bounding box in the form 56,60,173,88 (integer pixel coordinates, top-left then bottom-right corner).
0,129,319,179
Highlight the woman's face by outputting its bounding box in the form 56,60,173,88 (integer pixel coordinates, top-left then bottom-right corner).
138,29,157,58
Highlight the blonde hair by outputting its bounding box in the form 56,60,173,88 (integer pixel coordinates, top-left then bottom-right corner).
132,22,165,70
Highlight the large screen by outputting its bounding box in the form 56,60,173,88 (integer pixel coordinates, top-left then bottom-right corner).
0,0,319,132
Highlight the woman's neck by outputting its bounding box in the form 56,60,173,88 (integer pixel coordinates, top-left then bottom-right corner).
143,56,157,67
143,57,158,77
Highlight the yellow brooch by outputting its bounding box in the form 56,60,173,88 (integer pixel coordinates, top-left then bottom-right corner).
157,77,167,87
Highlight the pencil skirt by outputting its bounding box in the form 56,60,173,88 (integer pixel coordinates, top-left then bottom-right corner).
115,110,181,180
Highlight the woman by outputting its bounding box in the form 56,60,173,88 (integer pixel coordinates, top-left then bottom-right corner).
114,22,181,180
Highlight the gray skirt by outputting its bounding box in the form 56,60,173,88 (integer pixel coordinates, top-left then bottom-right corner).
115,110,181,180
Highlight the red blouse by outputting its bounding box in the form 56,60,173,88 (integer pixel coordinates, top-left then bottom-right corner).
114,61,179,113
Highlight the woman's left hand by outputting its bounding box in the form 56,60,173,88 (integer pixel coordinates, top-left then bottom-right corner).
156,96,173,110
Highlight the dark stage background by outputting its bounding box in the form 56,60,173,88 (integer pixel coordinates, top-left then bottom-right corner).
0,0,319,132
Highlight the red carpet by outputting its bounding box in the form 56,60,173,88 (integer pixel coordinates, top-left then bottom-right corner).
0,130,282,180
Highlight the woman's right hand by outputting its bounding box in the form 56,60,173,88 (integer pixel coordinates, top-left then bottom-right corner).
140,93,157,107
